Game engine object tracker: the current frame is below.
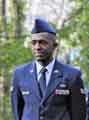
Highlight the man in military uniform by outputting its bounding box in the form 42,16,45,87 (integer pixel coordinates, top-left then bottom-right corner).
10,17,86,120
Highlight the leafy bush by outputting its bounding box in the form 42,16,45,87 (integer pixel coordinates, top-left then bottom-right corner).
0,38,33,120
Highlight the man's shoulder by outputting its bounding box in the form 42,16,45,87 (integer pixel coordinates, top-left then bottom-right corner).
56,59,81,76
14,61,34,73
64,64,80,74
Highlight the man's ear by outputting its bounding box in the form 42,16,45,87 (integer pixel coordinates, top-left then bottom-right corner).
53,42,59,57
54,42,58,48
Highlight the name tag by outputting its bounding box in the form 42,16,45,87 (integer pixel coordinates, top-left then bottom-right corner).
55,89,70,95
22,91,30,95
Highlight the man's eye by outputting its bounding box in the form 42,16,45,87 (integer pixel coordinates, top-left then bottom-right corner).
40,41,47,44
31,40,48,45
32,41,36,45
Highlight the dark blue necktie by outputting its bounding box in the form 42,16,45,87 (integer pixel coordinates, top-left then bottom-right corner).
38,67,47,97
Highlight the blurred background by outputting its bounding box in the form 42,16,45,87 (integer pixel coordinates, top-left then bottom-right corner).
0,0,89,119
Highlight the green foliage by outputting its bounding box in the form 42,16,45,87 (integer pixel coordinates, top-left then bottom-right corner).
1,39,32,67
57,0,89,87
0,38,33,120
0,0,32,119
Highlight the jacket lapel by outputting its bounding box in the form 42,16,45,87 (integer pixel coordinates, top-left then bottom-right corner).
41,60,63,103
28,61,41,100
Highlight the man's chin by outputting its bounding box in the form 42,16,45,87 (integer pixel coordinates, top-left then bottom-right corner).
36,56,45,62
36,58,44,61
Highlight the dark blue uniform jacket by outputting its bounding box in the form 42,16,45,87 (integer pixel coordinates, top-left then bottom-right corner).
10,59,86,120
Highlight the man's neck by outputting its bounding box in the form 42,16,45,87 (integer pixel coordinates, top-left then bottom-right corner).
37,58,54,67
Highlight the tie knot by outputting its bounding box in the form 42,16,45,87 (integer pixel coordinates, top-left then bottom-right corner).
40,67,47,74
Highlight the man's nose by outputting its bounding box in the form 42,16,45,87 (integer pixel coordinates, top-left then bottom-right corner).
35,42,41,49
36,41,41,46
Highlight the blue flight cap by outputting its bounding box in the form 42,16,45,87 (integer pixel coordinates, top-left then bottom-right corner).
31,17,56,35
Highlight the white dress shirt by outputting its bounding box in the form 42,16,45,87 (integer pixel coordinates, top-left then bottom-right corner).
35,58,55,87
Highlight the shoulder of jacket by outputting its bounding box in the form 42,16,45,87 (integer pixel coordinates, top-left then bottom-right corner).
14,61,33,73
56,60,81,76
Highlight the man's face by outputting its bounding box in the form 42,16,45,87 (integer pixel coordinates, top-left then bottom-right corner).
31,38,55,63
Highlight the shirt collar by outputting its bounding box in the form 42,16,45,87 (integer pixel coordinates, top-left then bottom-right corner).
35,58,55,75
